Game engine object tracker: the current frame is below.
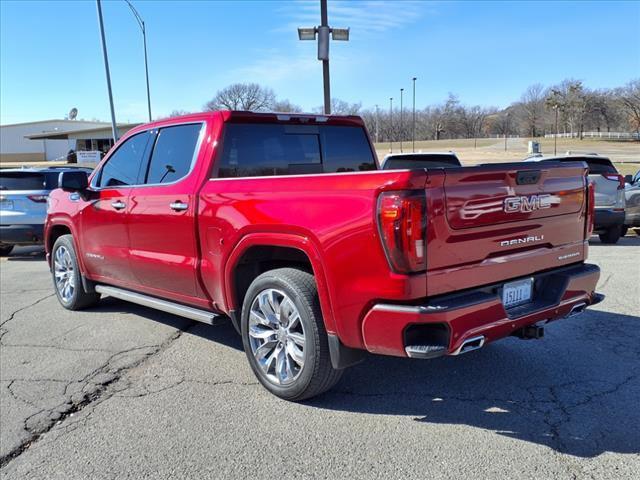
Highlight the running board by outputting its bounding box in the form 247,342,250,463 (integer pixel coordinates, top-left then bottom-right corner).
95,285,223,325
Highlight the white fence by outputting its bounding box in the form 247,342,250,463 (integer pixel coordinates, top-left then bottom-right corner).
544,131,640,140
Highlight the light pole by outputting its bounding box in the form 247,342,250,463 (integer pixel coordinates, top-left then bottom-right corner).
399,88,404,153
375,104,379,144
504,112,511,151
389,97,393,153
412,77,417,152
96,0,118,142
124,0,152,122
298,0,349,114
553,105,559,155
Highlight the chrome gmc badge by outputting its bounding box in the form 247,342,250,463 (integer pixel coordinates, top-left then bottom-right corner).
504,194,552,213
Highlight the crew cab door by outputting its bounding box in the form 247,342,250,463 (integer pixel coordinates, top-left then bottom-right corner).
126,122,206,302
81,131,152,284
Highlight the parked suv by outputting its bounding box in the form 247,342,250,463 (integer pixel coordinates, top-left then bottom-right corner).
623,169,640,236
0,167,92,255
525,155,626,243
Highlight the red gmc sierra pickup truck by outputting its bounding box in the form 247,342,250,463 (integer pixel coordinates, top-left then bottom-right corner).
45,111,603,400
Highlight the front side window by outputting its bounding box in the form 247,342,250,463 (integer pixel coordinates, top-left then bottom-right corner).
96,132,150,187
145,123,203,184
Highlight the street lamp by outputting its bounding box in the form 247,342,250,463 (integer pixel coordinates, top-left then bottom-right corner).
389,97,393,153
124,0,152,122
375,104,379,144
412,77,417,152
297,0,350,114
504,112,511,151
400,88,404,153
96,0,118,142
553,105,559,155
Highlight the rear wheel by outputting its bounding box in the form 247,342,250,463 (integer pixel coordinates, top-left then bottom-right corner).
241,268,342,401
52,235,101,310
0,245,14,256
598,226,621,244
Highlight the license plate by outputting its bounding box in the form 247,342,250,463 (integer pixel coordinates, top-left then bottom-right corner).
502,278,533,309
0,200,13,210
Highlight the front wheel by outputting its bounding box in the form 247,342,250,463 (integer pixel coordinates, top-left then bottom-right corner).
52,235,101,310
241,268,342,401
0,244,14,256
598,226,621,244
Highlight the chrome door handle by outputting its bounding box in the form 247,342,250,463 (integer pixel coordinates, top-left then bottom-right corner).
111,200,126,210
170,201,188,211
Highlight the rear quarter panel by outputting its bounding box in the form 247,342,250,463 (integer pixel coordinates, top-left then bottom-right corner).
198,170,427,348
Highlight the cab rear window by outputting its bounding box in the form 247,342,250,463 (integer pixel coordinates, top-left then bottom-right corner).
217,123,376,178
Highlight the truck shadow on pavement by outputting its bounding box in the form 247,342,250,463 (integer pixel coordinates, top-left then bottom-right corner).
310,309,640,458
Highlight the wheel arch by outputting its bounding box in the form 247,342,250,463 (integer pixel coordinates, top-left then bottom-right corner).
224,233,336,334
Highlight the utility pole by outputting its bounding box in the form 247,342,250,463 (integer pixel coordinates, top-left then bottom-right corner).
400,88,404,153
412,77,417,152
96,0,118,142
389,97,393,153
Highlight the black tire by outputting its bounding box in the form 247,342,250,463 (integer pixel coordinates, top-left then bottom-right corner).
621,225,628,237
51,235,101,310
0,245,14,256
241,268,343,401
598,226,621,244
634,228,640,237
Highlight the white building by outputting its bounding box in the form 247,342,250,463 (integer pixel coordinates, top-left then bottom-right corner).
1,120,140,166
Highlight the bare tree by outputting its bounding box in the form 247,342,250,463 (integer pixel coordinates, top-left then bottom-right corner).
517,84,546,137
204,83,276,112
272,99,303,113
617,79,640,137
314,98,362,115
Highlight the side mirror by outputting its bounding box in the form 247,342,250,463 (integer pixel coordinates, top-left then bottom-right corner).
59,170,89,192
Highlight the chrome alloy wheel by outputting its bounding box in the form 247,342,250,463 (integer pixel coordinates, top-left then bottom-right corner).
54,245,75,303
248,288,306,386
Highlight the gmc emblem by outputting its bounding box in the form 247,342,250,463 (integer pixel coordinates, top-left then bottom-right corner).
504,194,552,213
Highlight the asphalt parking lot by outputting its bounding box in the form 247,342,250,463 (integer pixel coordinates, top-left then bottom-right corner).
1,238,639,479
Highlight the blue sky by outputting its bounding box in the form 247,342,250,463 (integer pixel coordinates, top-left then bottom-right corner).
1,0,639,124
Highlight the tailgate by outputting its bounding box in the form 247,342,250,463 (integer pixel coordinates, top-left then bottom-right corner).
426,162,588,296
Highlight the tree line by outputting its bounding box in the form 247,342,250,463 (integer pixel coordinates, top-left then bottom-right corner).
168,79,640,142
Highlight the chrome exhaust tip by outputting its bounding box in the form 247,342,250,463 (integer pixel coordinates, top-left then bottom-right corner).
451,335,485,355
567,302,587,318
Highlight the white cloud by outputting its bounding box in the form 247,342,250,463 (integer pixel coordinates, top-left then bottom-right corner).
275,0,430,34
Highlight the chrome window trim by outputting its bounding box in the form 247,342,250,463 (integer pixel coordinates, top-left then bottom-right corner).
207,169,391,182
90,121,206,191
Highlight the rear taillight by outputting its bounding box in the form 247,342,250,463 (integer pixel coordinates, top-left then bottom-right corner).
27,195,48,203
602,173,625,190
377,191,426,274
586,180,595,238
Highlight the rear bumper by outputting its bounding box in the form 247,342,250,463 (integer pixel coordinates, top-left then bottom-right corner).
0,223,44,245
594,209,625,232
361,263,602,358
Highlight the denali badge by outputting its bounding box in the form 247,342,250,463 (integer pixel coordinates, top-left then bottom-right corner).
500,235,544,247
504,194,552,213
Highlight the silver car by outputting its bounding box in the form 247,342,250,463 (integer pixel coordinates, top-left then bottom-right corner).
0,167,92,256
525,155,626,244
623,170,640,236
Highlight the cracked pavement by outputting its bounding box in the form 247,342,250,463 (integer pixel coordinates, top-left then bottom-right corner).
0,239,639,479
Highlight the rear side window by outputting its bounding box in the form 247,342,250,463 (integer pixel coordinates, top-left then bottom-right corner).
97,132,150,188
0,173,46,191
584,158,616,175
145,123,202,184
217,123,376,178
